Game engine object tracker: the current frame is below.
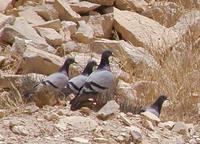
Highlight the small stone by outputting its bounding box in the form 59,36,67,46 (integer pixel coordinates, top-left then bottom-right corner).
117,135,125,142
189,139,197,144
44,112,60,122
119,113,131,126
145,120,155,131
11,125,29,136
94,137,109,143
70,137,89,143
158,121,175,130
0,134,5,141
79,107,92,116
141,111,160,122
172,122,187,135
24,105,39,115
57,109,67,116
97,100,120,120
129,126,142,143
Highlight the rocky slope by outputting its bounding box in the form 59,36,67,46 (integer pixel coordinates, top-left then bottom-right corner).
0,0,199,143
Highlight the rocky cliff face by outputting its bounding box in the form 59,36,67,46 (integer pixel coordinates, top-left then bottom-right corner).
0,0,199,143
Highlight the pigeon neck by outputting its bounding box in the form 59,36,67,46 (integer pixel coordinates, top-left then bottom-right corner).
58,61,70,76
151,99,164,115
98,56,110,70
82,64,93,76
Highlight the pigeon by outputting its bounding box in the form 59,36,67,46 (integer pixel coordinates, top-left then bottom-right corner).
140,95,169,117
67,60,97,95
70,50,114,110
24,58,77,102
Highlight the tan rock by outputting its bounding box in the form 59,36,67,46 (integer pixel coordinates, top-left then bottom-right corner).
61,21,77,35
18,8,45,25
11,125,29,136
172,122,187,135
94,137,109,143
0,56,6,65
168,0,200,9
115,0,148,12
74,20,94,43
91,39,160,74
1,17,48,45
97,100,120,120
55,116,98,131
69,1,100,14
0,13,15,29
86,13,113,38
0,109,5,119
32,19,62,32
141,111,160,122
0,0,13,12
129,126,142,143
44,112,60,121
34,4,59,21
24,105,39,115
36,27,63,46
17,45,64,75
170,10,200,41
142,2,182,27
119,112,131,126
11,37,55,54
114,8,179,53
70,137,89,144
54,0,81,21
86,0,115,6
158,121,175,130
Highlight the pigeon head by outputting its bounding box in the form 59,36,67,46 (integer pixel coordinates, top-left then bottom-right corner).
59,58,77,75
98,50,113,70
151,95,168,115
82,60,97,75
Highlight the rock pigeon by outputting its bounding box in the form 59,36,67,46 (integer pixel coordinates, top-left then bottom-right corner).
67,60,97,95
24,58,76,105
70,50,114,110
140,95,169,117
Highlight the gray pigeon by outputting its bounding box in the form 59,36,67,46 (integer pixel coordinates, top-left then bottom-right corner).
67,60,97,95
24,58,76,101
70,50,114,110
140,95,168,117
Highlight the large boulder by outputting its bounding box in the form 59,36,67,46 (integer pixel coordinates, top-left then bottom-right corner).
113,8,179,53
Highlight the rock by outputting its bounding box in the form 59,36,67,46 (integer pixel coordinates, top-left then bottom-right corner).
18,8,45,25
54,0,81,21
44,112,60,122
0,0,13,12
145,120,155,131
33,4,59,21
11,125,29,136
115,0,148,12
116,79,137,102
36,27,63,46
55,116,98,131
119,112,131,126
0,109,5,118
16,45,64,75
168,0,200,9
61,41,80,53
33,19,62,32
0,13,15,30
79,107,92,116
86,13,113,38
94,137,109,143
189,139,197,144
141,111,160,122
1,17,48,45
70,137,89,144
97,100,120,120
158,121,175,130
0,56,6,65
129,126,142,143
11,37,55,54
197,103,200,115
91,39,160,73
86,0,115,6
74,21,94,43
0,134,5,141
142,2,182,27
114,8,179,53
57,109,68,116
61,21,77,35
69,1,100,14
24,105,39,114
170,10,200,41
172,122,187,135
